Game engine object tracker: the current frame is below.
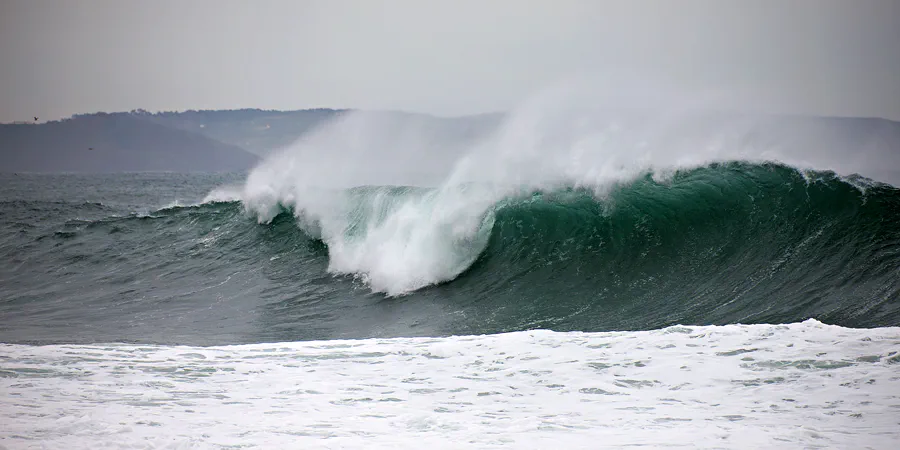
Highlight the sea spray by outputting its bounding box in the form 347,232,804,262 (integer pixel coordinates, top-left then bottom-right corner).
233,88,900,295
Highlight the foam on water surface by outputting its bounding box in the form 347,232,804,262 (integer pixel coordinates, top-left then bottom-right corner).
1,320,899,449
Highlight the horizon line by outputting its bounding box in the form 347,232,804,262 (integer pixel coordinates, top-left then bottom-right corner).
4,107,899,126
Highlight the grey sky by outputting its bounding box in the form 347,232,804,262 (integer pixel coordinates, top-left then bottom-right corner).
1,0,898,123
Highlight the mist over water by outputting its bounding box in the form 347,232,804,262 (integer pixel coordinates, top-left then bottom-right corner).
214,86,900,295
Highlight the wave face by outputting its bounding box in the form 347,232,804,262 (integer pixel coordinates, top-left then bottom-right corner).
470,164,899,331
252,163,900,332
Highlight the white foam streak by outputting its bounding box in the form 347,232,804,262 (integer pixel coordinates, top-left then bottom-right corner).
202,184,244,203
3,320,899,449
320,187,495,293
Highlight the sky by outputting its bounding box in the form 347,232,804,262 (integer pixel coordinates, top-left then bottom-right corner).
1,0,898,123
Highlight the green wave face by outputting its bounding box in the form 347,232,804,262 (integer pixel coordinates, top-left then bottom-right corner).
254,162,900,336
445,163,899,333
1,164,897,344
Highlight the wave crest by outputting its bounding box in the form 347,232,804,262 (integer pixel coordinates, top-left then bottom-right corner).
212,92,900,296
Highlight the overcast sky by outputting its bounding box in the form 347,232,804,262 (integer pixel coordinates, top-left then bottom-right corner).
1,0,898,123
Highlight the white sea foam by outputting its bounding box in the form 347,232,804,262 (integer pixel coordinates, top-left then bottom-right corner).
202,185,244,204
2,320,899,449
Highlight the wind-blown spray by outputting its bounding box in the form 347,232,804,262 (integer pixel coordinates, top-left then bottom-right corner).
221,87,900,295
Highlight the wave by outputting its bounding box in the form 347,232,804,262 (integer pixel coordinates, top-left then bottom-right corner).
46,162,887,332
226,162,897,297
222,96,900,299
239,163,897,325
4,163,898,344
7,97,899,343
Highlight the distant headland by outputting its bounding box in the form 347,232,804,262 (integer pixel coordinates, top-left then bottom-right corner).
1,108,897,175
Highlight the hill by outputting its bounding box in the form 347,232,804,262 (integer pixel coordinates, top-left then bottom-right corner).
0,113,259,173
139,108,345,157
2,108,896,183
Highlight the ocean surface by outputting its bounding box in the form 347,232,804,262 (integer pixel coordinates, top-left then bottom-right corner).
2,108,900,448
1,166,898,449
1,167,899,345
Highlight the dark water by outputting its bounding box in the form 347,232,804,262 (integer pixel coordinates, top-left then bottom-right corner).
1,165,898,345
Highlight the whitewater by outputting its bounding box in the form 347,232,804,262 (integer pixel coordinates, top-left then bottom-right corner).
3,320,899,449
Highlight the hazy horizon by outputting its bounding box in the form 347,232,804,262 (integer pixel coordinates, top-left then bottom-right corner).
2,0,898,123
5,104,900,126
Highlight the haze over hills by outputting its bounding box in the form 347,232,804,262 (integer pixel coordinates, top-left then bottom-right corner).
139,108,346,157
0,109,505,173
0,108,897,182
141,108,504,157
0,113,260,173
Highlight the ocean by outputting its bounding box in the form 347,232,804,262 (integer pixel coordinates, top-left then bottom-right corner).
1,109,900,448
